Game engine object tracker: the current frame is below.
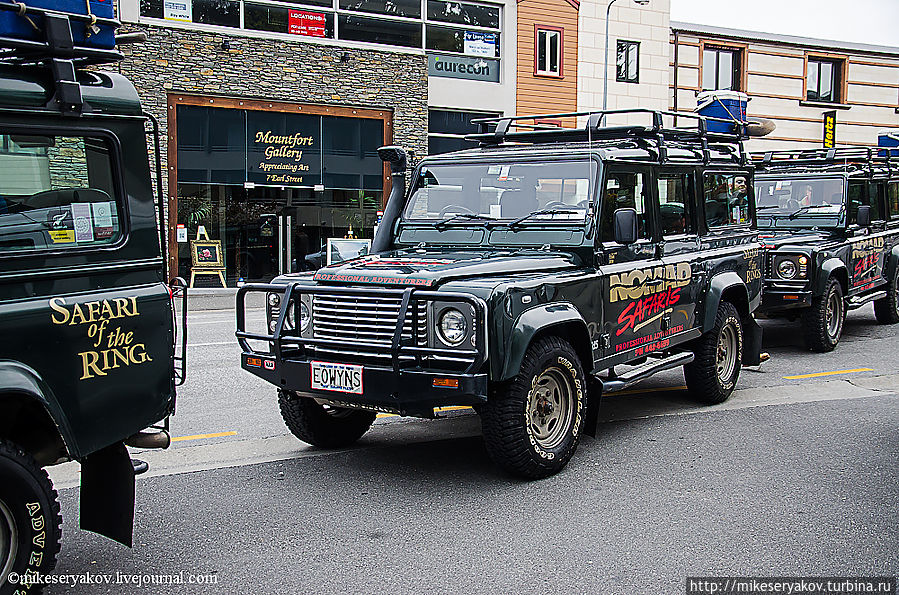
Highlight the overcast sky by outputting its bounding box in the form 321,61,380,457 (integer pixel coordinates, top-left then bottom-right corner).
670,0,899,48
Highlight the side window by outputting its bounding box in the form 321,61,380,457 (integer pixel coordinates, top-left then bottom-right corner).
889,182,899,220
658,172,695,236
848,182,882,224
601,171,649,242
0,133,121,253
703,172,749,228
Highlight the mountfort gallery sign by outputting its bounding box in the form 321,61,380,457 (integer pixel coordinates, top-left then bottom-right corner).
175,104,384,190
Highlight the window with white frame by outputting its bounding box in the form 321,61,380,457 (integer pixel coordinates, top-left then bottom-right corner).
138,0,502,59
535,28,561,76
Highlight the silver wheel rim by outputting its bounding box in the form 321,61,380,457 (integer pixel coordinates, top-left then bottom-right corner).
0,498,18,582
528,366,575,450
826,289,843,339
716,323,738,383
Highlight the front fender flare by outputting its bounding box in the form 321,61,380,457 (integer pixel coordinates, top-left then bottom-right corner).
495,303,591,382
0,360,77,458
816,257,848,295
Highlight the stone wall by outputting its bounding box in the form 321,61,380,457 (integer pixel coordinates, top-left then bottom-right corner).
111,23,428,206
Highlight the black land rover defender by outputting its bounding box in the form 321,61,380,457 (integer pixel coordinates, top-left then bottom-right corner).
753,148,899,351
237,109,764,479
0,9,186,589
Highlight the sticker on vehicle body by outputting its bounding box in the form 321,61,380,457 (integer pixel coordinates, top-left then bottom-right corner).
310,361,363,395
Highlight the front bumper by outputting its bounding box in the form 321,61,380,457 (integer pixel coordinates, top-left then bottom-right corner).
760,280,813,312
241,353,487,415
236,283,489,417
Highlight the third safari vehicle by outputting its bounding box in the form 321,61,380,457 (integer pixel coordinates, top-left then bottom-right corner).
753,148,899,351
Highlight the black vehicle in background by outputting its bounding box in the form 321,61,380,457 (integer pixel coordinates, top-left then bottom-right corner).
754,148,899,351
0,8,186,588
237,109,765,479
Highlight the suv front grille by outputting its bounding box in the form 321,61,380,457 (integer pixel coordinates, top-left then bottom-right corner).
311,294,428,362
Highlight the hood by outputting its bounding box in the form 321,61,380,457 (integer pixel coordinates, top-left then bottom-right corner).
309,249,580,287
759,229,833,251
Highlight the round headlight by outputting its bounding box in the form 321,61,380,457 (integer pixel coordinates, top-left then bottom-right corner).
284,303,295,330
299,301,310,332
778,259,797,279
268,293,281,307
438,308,467,346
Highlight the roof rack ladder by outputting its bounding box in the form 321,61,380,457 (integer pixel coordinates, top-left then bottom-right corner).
43,13,83,115
652,112,668,164
697,117,710,164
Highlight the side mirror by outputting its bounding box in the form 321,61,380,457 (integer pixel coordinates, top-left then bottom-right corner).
856,205,871,228
613,208,638,245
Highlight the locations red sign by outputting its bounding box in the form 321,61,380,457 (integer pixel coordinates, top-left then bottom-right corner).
288,10,327,38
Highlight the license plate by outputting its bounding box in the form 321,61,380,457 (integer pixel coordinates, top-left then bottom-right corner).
310,361,363,395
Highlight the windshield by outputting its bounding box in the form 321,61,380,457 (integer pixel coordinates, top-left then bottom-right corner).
403,160,595,226
754,176,844,220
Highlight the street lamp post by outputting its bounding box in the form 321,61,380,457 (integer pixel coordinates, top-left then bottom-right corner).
602,0,650,112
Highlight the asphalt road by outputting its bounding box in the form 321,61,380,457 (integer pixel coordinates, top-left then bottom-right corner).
41,304,898,594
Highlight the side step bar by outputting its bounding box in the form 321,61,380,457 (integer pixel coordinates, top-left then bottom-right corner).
848,290,886,309
598,352,695,393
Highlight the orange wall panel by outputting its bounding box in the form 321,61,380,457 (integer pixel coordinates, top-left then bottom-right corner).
516,0,579,121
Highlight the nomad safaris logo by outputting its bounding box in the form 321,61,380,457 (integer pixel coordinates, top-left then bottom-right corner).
610,263,692,337
48,297,152,380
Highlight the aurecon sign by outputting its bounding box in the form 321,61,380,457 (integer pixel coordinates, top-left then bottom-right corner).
428,54,500,83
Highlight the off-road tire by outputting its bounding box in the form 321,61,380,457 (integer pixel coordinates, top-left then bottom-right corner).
278,390,377,448
802,277,845,352
873,266,899,325
480,337,586,480
0,440,62,595
684,301,743,404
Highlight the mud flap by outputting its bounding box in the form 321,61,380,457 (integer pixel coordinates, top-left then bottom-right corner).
742,316,764,366
584,378,602,438
80,441,135,547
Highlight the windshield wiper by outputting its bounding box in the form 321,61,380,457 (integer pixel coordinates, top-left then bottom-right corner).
432,212,496,231
788,205,816,220
756,205,782,211
508,208,580,230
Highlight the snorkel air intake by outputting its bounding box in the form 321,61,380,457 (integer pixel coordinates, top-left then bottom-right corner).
372,146,408,253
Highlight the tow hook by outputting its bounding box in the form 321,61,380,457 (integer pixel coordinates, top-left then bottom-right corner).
124,429,171,450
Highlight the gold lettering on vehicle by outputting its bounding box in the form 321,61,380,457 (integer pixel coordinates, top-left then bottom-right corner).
851,236,884,259
609,262,692,302
49,297,152,380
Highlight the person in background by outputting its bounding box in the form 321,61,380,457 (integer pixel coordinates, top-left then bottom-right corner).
800,184,813,206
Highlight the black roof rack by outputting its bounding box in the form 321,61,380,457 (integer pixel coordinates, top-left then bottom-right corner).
752,147,894,178
466,108,749,166
0,2,125,115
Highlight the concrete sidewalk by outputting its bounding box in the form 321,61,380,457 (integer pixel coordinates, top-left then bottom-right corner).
186,288,265,311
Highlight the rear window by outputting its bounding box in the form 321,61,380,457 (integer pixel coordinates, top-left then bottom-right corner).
0,133,122,254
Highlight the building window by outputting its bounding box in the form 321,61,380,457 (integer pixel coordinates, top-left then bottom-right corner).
616,40,639,83
428,109,500,154
138,0,502,58
806,56,844,103
535,28,562,77
702,46,741,91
